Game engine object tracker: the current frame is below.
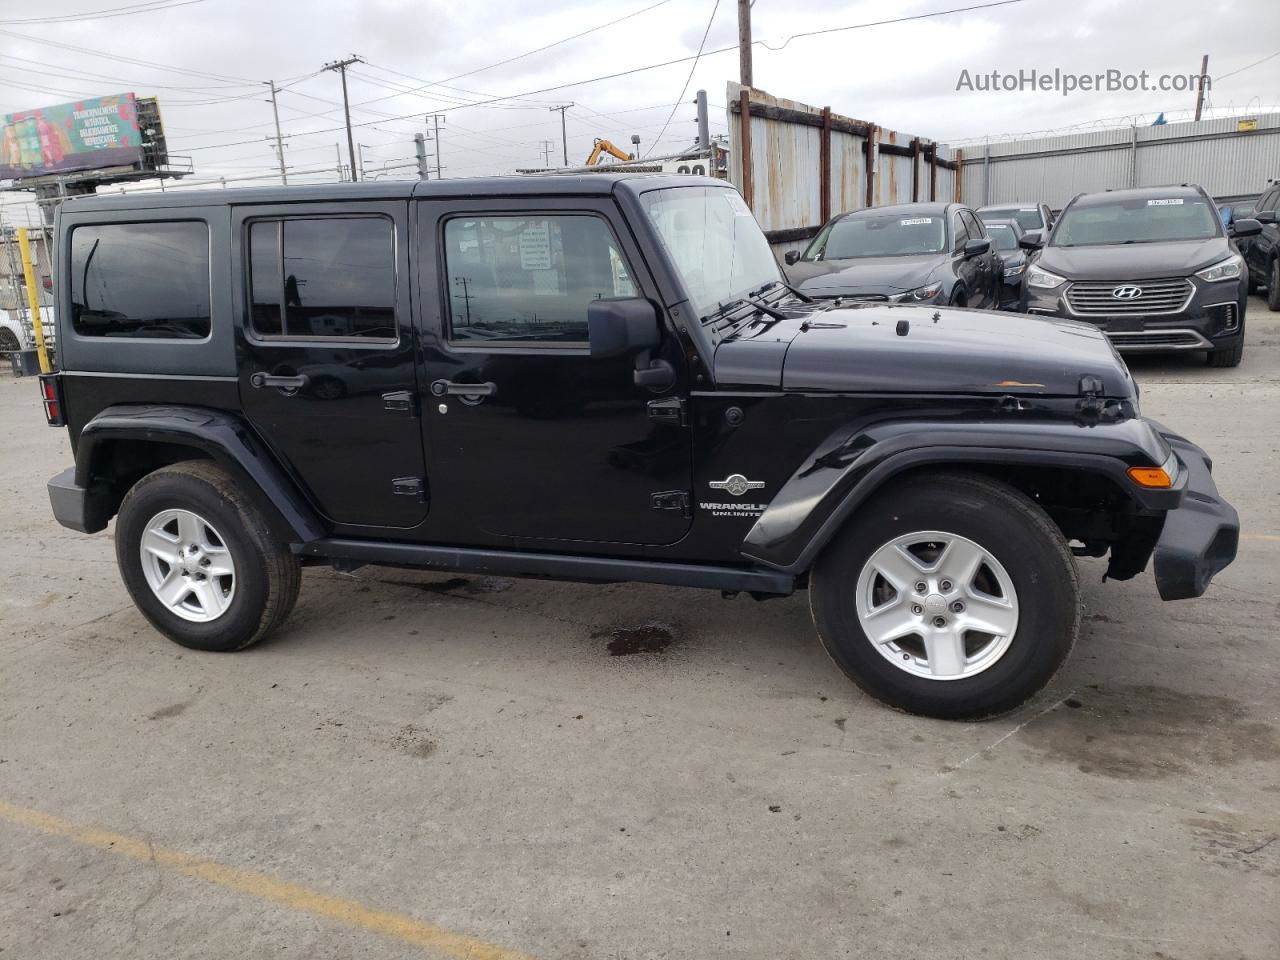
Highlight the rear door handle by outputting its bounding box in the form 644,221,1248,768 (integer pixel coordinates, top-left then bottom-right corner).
430,380,496,398
250,372,310,390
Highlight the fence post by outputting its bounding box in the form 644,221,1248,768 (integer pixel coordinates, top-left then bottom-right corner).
820,106,832,223
954,149,963,204
738,88,754,210
864,124,877,208
982,140,991,206
910,137,921,203
1129,124,1138,187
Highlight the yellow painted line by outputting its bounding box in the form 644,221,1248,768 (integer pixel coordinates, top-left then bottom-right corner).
0,799,534,960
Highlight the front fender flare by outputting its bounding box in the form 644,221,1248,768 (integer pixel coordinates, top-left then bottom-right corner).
742,415,1179,573
75,404,326,542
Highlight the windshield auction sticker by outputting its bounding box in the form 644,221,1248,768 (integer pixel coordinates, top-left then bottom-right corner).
900,217,934,225
1147,199,1185,206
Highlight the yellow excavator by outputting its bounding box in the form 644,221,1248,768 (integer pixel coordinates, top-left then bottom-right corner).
585,139,634,165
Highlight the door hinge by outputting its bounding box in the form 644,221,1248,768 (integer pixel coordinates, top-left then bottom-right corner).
392,477,425,499
651,490,691,517
383,390,415,413
647,396,687,425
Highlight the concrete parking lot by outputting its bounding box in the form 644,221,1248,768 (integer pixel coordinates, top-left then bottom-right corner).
2,301,1278,960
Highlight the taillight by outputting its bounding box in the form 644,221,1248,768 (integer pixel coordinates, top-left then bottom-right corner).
38,373,64,427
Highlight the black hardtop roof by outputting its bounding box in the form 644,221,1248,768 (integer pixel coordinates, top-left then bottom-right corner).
1072,184,1207,207
60,173,729,213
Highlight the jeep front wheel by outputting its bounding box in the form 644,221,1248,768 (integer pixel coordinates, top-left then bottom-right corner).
115,461,300,652
810,473,1079,720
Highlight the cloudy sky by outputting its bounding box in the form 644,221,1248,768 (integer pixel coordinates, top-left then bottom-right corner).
2,0,1278,224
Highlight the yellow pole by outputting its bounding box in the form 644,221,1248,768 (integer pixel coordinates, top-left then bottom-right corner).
17,227,51,374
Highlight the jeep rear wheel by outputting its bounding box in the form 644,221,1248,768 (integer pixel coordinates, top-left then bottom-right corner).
1268,259,1280,312
116,461,300,652
810,473,1080,720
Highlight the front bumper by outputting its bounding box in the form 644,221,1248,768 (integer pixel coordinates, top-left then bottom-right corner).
1151,429,1239,600
48,466,112,534
1023,282,1243,352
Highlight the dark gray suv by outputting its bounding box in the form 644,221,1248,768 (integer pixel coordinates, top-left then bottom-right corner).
1022,184,1261,367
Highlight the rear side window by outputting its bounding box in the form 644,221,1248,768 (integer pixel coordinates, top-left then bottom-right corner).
70,221,210,339
441,214,636,344
248,216,396,340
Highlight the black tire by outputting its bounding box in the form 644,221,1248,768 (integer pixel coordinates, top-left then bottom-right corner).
1268,259,1280,312
115,460,301,652
809,472,1080,720
949,288,967,308
0,327,19,354
1206,336,1244,368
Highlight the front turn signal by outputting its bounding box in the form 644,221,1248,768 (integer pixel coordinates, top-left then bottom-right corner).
1127,465,1173,488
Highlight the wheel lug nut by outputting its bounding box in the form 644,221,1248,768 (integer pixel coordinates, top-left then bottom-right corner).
951,601,965,613
910,604,923,615
940,579,952,592
932,616,947,628
914,581,927,593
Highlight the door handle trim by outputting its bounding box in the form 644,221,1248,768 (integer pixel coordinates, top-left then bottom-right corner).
430,380,497,398
250,372,310,391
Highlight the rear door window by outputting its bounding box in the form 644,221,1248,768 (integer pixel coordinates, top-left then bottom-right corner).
69,221,210,339
247,216,396,340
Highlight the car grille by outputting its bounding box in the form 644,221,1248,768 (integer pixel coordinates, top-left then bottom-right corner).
1107,329,1210,350
1065,277,1193,316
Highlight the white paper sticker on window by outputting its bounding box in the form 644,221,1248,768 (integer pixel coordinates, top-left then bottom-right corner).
1147,198,1184,206
725,193,753,217
900,217,934,225
518,222,552,270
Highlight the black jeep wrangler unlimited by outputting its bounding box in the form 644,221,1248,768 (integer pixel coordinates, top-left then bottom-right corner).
40,175,1238,720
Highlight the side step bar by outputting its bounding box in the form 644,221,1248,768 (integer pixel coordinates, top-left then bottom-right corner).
294,538,796,595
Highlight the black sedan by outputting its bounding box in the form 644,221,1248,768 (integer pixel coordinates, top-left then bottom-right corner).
783,202,1001,308
982,218,1032,309
977,202,1055,245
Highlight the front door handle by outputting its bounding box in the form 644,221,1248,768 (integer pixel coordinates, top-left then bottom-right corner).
250,372,310,391
430,380,496,398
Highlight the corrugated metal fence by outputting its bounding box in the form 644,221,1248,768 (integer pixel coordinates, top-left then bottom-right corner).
957,113,1280,210
726,83,956,255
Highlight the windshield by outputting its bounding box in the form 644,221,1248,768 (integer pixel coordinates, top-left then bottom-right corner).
979,207,1043,231
985,223,1019,251
639,186,780,320
1051,196,1221,246
804,214,946,260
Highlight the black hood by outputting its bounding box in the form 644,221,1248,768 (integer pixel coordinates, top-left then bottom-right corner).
786,254,942,298
713,302,1133,399
1034,237,1229,280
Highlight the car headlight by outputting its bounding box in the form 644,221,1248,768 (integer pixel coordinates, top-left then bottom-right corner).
1195,255,1243,283
1026,265,1066,289
1004,263,1026,278
892,282,942,303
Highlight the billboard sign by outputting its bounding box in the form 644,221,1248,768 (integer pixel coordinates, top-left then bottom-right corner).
1,93,144,180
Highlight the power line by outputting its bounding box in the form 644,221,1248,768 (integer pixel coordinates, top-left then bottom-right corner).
757,0,1033,50
0,0,207,25
1216,49,1280,82
647,0,720,157
0,26,258,84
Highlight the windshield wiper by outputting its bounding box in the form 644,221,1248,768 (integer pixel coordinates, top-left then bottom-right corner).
753,277,814,303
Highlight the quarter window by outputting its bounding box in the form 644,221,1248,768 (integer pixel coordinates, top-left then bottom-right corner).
248,216,396,339
442,214,636,344
70,221,210,339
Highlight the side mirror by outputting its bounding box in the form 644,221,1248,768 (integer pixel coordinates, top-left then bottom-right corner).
963,237,991,258
1230,217,1263,238
1252,210,1276,225
1019,231,1044,250
587,297,661,360
784,250,801,265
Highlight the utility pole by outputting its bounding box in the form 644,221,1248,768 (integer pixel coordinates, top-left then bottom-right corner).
323,55,363,181
1193,54,1209,122
334,143,345,182
414,133,430,180
695,89,710,148
737,0,753,89
539,140,554,167
266,80,288,185
549,103,573,165
427,113,445,179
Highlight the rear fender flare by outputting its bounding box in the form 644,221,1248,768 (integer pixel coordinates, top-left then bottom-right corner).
741,416,1178,573
75,404,325,542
